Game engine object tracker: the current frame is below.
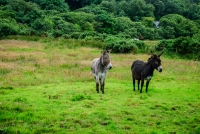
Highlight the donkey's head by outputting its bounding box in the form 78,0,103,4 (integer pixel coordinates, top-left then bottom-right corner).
149,52,163,72
101,50,112,69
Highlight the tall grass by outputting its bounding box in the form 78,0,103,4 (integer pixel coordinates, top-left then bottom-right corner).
0,39,200,133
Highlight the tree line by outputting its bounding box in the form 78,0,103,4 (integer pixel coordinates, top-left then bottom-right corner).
0,0,200,59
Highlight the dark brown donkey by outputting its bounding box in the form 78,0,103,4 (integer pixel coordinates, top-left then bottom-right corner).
91,50,112,94
131,52,163,93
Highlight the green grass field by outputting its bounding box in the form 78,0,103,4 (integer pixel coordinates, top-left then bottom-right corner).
0,39,200,134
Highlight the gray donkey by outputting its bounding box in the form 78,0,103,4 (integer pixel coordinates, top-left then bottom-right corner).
91,50,112,94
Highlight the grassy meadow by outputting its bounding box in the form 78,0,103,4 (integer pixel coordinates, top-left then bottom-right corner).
0,38,200,134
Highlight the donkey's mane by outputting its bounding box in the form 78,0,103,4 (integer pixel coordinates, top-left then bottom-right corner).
147,55,154,65
99,55,104,68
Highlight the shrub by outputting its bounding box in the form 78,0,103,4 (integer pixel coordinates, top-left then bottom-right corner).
71,94,92,101
156,37,200,60
79,31,98,39
31,17,53,36
156,39,174,52
105,39,139,53
0,18,19,37
70,32,81,39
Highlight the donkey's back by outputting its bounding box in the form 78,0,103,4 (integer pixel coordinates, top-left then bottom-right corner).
91,58,100,76
131,60,145,80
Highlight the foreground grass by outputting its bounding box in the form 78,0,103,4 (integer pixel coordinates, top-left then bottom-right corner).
0,39,200,134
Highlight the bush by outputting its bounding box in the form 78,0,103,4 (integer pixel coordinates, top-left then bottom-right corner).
156,37,200,60
31,17,53,35
71,94,92,101
156,39,174,52
51,16,81,37
0,18,19,37
173,37,200,55
159,14,199,39
70,32,81,39
60,12,95,31
105,39,141,53
78,31,98,39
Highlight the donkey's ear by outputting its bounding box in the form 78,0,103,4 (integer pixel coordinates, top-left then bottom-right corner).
101,50,106,54
150,50,154,55
107,49,112,53
158,52,164,57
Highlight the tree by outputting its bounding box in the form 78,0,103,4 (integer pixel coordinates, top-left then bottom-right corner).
117,0,129,16
152,0,165,20
132,22,146,39
31,17,53,34
40,0,69,12
0,10,15,19
186,4,200,20
115,17,137,38
0,0,8,5
127,0,154,21
142,17,154,27
163,0,185,16
159,14,199,38
161,26,175,39
60,12,95,31
99,0,117,13
65,0,102,10
50,16,81,37
95,13,116,34
5,0,42,24
22,6,43,25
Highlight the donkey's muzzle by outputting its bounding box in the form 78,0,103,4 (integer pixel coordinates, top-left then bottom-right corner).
107,63,112,70
157,66,162,72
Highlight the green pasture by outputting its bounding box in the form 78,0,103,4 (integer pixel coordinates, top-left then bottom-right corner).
0,39,200,134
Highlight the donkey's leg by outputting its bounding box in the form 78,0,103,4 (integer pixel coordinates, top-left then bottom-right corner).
100,83,103,94
133,78,135,91
146,80,151,93
99,78,102,92
138,80,140,91
96,77,100,93
101,80,105,94
140,79,144,93
96,83,99,93
100,79,105,94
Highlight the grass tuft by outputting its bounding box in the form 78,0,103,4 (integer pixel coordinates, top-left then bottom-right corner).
0,87,14,90
71,94,92,101
0,68,12,76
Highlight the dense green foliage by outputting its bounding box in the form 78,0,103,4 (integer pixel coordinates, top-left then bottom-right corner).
156,32,200,60
0,0,200,59
1,0,200,39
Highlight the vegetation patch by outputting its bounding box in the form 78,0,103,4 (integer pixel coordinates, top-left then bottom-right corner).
0,68,12,76
0,86,14,90
71,94,92,101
